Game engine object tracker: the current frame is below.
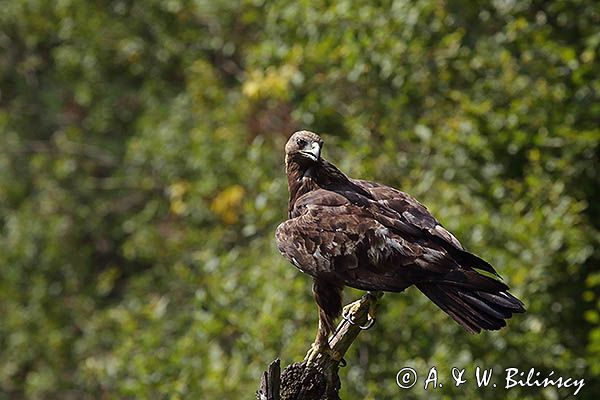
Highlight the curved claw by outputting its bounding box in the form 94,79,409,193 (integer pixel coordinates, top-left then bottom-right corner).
343,309,376,330
342,309,356,325
359,316,376,330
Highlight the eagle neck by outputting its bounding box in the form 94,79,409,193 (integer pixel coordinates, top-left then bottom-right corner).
285,158,319,217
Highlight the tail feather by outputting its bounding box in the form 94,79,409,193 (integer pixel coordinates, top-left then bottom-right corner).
458,292,512,320
416,272,525,334
476,291,525,311
436,270,508,292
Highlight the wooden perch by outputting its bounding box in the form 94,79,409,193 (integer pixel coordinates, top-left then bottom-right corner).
257,359,281,400
257,292,383,400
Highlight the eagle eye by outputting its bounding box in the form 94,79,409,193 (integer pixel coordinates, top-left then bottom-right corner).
296,138,307,147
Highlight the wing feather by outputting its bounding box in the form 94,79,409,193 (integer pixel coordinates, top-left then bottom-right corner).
352,179,500,276
276,190,467,292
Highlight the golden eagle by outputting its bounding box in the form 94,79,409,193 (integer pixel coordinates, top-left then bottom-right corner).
276,130,525,360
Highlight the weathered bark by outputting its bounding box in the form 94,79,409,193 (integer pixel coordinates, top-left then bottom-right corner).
257,359,281,400
257,292,383,400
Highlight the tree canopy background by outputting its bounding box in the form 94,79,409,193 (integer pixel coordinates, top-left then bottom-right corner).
0,0,599,399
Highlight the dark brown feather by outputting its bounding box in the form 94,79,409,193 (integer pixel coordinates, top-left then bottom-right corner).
276,131,525,336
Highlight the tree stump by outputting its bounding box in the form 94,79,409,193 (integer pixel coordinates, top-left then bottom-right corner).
257,292,382,400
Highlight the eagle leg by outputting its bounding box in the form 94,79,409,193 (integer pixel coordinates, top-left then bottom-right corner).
305,278,344,365
304,317,340,365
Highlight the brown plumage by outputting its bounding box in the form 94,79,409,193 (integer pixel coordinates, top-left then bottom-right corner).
276,131,525,351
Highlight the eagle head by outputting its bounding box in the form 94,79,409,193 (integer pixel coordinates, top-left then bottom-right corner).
285,130,324,165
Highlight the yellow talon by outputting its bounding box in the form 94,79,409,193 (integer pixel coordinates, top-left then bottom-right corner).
342,299,363,324
342,292,381,330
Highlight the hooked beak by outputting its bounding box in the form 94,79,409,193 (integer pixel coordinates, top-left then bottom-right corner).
300,142,321,161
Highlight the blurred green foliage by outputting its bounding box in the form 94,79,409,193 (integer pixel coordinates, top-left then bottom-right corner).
1,0,599,398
